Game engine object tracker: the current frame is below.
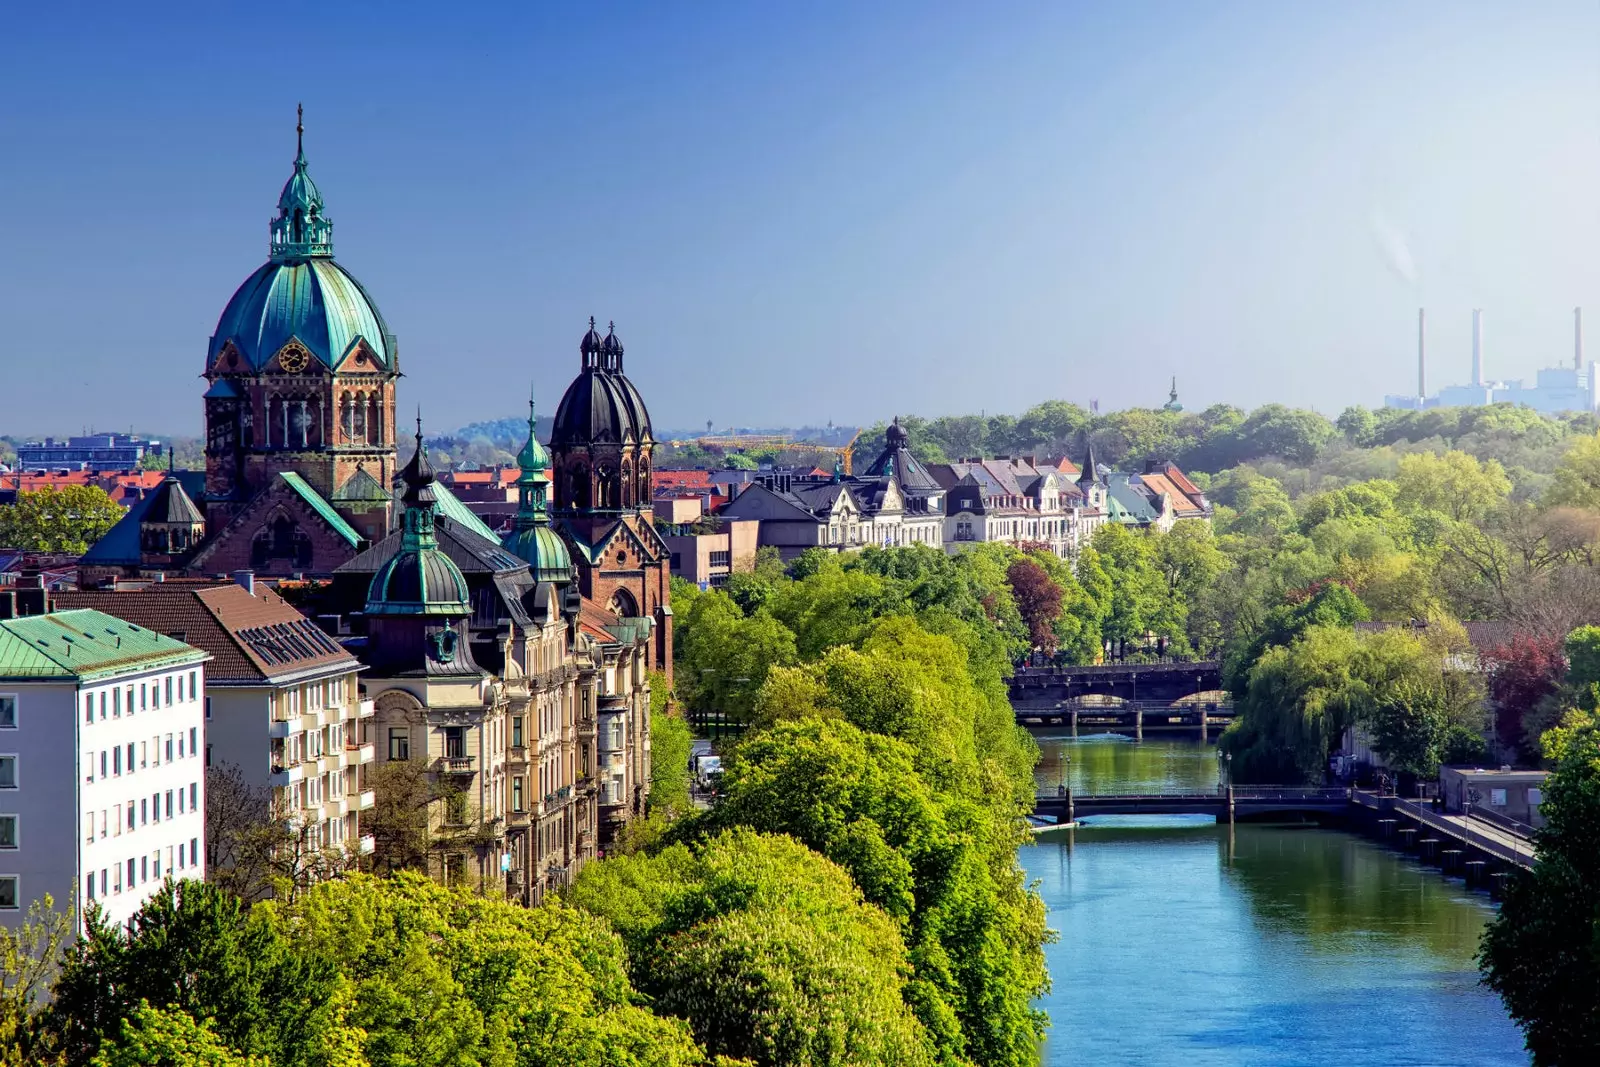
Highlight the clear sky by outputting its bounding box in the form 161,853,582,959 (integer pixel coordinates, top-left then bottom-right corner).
2,1,1598,437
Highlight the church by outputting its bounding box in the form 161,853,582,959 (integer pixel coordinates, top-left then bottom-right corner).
79,113,673,893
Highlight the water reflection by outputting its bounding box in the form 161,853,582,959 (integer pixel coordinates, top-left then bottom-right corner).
1024,736,1527,1066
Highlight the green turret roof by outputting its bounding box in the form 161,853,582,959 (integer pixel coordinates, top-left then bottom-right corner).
502,393,573,584
271,105,333,261
366,419,471,616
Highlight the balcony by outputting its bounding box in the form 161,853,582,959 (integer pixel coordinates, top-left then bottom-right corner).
435,755,476,775
358,834,375,855
269,762,304,787
355,789,375,811
345,742,376,765
508,745,528,764
356,699,376,719
268,717,302,739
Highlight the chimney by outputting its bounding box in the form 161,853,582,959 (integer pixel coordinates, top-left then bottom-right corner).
1471,309,1483,387
233,569,256,596
1417,307,1427,402
14,574,50,617
0,591,14,620
1577,307,1585,373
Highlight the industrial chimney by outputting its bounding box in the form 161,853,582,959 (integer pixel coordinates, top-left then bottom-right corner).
1471,309,1483,387
1417,307,1427,402
1577,307,1585,372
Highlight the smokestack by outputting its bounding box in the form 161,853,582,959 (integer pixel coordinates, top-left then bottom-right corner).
1577,307,1585,373
1417,307,1427,401
1471,309,1483,387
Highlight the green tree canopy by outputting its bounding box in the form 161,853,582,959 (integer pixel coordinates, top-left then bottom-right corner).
0,485,122,554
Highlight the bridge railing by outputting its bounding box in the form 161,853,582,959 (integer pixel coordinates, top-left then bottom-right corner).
1033,786,1347,801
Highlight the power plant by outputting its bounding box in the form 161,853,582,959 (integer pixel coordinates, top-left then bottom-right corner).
1384,307,1596,414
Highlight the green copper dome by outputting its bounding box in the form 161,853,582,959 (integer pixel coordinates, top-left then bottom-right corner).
367,421,471,616
502,394,572,584
207,108,394,374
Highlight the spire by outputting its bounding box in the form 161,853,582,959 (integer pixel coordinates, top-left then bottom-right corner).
398,413,439,548
513,388,552,526
1078,442,1099,485
1163,376,1183,413
580,316,603,368
270,104,333,261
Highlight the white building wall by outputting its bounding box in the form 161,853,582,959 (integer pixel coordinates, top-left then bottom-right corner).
75,665,207,930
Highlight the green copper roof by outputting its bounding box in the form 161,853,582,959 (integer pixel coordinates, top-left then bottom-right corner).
271,106,333,261
367,424,471,616
209,257,393,372
279,472,362,547
0,609,208,682
432,480,501,543
502,393,571,582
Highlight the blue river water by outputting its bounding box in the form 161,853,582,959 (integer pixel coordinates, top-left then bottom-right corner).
1025,734,1529,1067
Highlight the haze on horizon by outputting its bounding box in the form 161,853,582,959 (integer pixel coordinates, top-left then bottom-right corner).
1,0,1597,438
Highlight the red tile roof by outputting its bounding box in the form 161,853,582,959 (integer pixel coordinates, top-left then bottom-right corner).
55,583,357,683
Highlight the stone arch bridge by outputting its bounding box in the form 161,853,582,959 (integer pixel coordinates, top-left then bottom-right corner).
1009,661,1231,739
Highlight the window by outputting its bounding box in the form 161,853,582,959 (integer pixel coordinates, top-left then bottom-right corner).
125,803,133,832
84,695,93,724
140,798,147,826
205,697,212,721
141,856,148,884
1530,787,1544,807
190,782,198,811
190,838,198,867
165,790,173,820
0,756,16,789
140,684,147,711
152,852,160,880
388,728,409,761
1491,788,1508,807
165,736,173,763
140,742,147,769
114,688,122,716
0,815,16,849
86,874,95,901
126,858,136,887
206,744,212,768
177,735,184,759
189,727,197,755
512,777,525,812
102,692,109,719
189,672,197,701
0,877,16,909
512,717,523,748
165,677,173,706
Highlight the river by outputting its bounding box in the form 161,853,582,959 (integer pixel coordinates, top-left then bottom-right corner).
1024,733,1529,1066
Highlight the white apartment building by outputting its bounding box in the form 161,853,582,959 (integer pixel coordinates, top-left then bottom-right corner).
0,593,209,933
61,579,376,863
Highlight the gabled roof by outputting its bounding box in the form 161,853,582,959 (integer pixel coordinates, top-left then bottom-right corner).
0,608,208,682
57,584,356,683
279,473,361,547
334,466,389,502
81,490,162,564
146,477,204,524
338,515,526,577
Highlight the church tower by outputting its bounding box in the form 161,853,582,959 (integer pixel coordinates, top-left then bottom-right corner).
549,319,673,677
202,107,399,542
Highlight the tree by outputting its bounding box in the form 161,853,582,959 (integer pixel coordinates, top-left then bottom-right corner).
573,829,937,1067
696,719,1050,1067
1484,635,1568,760
1006,556,1062,655
206,764,358,903
647,671,693,817
89,1003,268,1067
1481,709,1600,1065
0,485,122,554
1546,432,1600,510
0,893,72,1065
1394,450,1511,523
362,759,441,874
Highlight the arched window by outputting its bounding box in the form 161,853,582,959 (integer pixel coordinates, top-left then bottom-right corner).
608,589,639,618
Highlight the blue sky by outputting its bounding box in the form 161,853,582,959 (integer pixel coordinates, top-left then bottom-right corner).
1,1,1597,436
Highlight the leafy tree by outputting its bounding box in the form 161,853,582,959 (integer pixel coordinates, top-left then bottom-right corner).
573,829,937,1067
362,758,444,875
1336,406,1378,446
89,1002,267,1067
0,893,72,1065
677,592,798,723
1565,625,1600,708
1545,432,1600,510
1484,635,1568,760
1006,556,1062,655
0,485,122,554
647,671,694,817
1481,709,1600,1065
695,719,1050,1067
1394,450,1511,523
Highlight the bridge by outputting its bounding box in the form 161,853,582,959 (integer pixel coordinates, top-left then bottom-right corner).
1033,786,1348,823
1011,662,1230,738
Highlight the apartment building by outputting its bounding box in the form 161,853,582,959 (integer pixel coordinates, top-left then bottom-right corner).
59,576,375,865
0,579,208,932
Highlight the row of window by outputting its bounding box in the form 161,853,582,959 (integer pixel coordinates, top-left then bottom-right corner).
82,673,199,725
84,729,199,784
79,838,201,904
86,782,199,843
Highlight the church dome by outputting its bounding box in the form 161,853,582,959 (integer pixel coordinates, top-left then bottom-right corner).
207,107,394,374
209,259,393,372
550,319,653,448
366,423,470,616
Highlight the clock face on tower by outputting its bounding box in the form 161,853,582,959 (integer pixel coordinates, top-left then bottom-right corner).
278,345,310,373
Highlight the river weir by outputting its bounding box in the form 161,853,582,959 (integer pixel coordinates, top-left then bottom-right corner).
1024,735,1528,1066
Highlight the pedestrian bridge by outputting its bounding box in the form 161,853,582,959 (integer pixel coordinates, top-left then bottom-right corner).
1033,786,1351,823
